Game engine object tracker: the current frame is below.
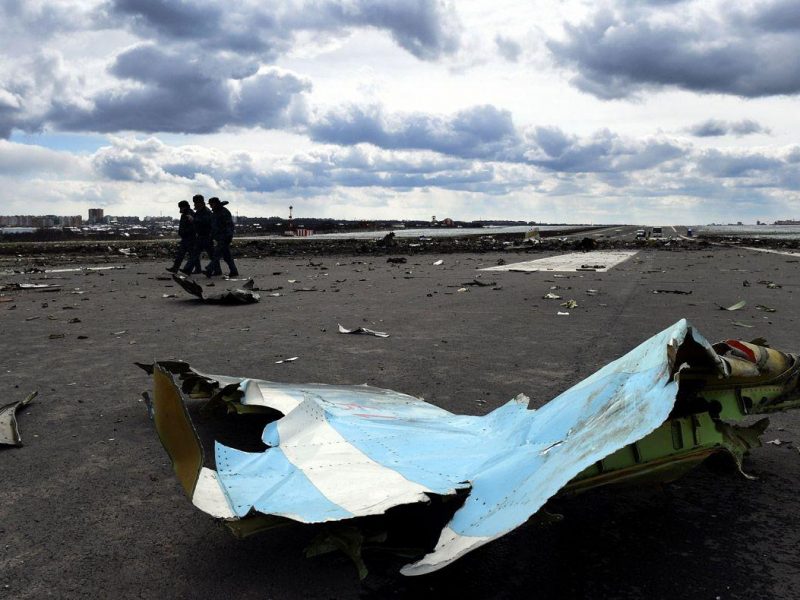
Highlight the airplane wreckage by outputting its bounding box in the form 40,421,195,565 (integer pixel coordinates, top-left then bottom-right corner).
139,319,800,577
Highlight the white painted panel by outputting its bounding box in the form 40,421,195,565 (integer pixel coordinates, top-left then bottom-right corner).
277,399,432,516
192,467,236,519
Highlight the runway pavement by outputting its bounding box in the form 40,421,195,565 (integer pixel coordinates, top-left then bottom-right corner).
1,242,799,599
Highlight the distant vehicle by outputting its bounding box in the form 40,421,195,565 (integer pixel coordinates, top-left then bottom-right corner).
686,227,693,237
635,229,646,239
651,227,664,238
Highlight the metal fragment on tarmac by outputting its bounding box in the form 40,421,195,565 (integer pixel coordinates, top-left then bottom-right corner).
171,274,260,304
0,392,38,446
142,319,800,575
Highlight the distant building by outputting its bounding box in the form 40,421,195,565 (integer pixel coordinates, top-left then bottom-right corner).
88,208,104,224
107,216,142,225
0,215,82,228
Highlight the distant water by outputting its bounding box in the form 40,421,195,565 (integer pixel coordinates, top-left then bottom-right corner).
311,225,586,240
698,225,800,240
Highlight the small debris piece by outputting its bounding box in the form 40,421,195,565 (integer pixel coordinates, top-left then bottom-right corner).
731,321,754,328
557,311,570,316
0,392,38,446
755,305,777,313
48,333,65,339
433,260,444,266
338,324,390,338
462,279,496,287
275,357,299,364
717,300,746,311
586,289,599,296
172,274,260,304
457,287,468,293
386,257,407,264
743,280,751,287
561,299,578,309
765,439,782,446
653,289,692,295
543,292,561,300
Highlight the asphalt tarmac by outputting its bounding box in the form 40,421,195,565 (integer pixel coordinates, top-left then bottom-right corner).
1,243,799,599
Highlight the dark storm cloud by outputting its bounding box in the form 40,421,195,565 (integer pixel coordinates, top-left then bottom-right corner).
308,104,523,161
109,0,461,60
751,0,800,32
304,0,461,60
309,104,687,174
687,119,770,137
548,2,800,99
697,149,783,178
528,126,684,173
47,44,309,134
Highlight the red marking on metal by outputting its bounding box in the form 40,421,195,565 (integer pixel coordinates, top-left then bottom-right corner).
726,340,757,363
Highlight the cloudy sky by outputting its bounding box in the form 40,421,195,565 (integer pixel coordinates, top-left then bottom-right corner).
1,0,799,224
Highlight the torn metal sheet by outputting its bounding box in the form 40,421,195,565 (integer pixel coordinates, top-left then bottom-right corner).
172,274,260,304
337,324,390,338
480,250,638,273
141,320,800,576
0,392,37,446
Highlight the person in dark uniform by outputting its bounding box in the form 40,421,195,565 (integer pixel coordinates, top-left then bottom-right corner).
166,200,195,274
204,197,239,277
184,194,212,274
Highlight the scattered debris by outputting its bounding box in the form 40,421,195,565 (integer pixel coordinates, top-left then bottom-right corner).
338,324,390,338
717,300,747,311
586,289,599,296
386,257,407,264
0,283,61,292
543,292,562,300
48,333,65,339
561,299,578,309
731,321,754,328
172,274,260,304
743,280,751,287
140,321,800,576
757,280,782,289
755,304,777,313
653,289,692,295
766,439,782,446
0,392,37,446
432,260,444,266
456,287,468,293
461,279,496,287
275,357,299,364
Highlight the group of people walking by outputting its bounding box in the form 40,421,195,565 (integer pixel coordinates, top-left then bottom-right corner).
167,195,238,277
